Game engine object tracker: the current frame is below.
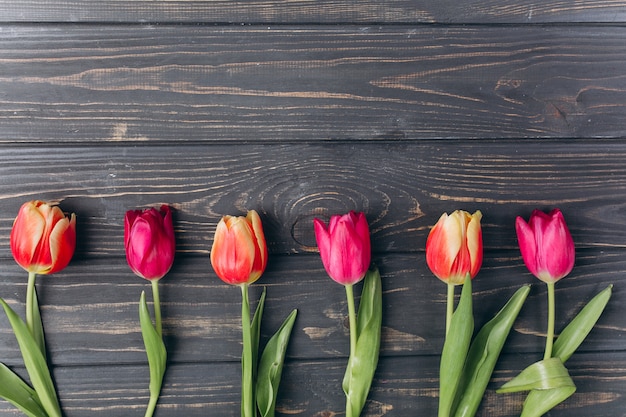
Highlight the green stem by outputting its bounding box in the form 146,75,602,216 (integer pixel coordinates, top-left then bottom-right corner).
26,271,37,337
240,284,254,417
544,282,556,360
151,280,162,338
345,284,358,358
145,391,158,417
344,284,357,417
445,282,455,336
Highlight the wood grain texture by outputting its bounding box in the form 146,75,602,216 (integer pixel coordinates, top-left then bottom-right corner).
0,352,624,417
0,142,625,257
2,1,626,24
0,1,625,415
2,25,626,142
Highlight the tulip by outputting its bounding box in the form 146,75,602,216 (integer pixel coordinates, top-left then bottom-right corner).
426,210,483,286
10,200,76,355
515,208,575,284
125,205,176,281
314,211,380,417
11,200,76,275
516,208,575,361
313,211,371,286
210,210,268,286
125,205,175,417
210,210,270,417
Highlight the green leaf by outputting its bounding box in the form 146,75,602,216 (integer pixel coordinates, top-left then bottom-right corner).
497,357,575,393
552,285,612,363
256,309,297,417
0,298,61,417
139,291,167,415
30,290,46,360
497,357,576,417
520,386,576,417
439,277,473,417
343,267,383,417
251,287,267,380
0,362,47,417
453,285,530,417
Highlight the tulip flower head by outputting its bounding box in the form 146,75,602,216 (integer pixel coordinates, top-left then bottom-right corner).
426,210,483,285
515,208,575,284
210,210,268,286
125,205,175,281
314,211,371,286
10,200,76,275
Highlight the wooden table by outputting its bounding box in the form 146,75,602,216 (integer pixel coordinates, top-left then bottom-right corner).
0,1,624,416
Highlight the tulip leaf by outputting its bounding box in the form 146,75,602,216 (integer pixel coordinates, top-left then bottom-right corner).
342,267,382,417
0,298,61,417
251,287,267,381
497,357,575,393
256,309,297,417
0,362,47,417
139,291,167,415
552,285,612,363
439,277,473,417
519,385,576,417
453,285,530,417
30,289,46,360
497,357,576,417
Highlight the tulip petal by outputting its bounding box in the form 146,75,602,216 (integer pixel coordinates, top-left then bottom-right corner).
46,214,76,274
11,203,46,271
515,216,539,278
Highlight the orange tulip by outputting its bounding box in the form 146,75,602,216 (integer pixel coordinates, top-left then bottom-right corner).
426,210,483,285
210,210,268,285
10,200,76,275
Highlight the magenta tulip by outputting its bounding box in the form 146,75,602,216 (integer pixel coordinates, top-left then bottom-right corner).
314,211,371,286
515,209,575,283
125,205,175,281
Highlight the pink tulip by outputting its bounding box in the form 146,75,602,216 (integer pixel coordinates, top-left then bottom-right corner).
210,210,268,286
125,205,175,281
10,200,76,275
515,209,575,283
426,210,483,285
314,211,371,286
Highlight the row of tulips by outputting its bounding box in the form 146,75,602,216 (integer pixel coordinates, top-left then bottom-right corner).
0,201,613,417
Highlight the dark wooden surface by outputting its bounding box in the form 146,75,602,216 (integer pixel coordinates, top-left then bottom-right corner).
0,1,625,416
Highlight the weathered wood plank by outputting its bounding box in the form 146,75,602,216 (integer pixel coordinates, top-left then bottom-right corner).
0,251,620,366
0,142,625,257
1,352,624,417
2,0,626,24
2,25,626,142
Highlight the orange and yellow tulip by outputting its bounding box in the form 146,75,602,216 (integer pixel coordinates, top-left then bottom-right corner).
210,210,268,285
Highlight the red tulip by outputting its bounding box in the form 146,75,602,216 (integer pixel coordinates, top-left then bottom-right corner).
515,209,575,283
10,200,76,275
125,205,175,281
314,211,371,286
210,210,268,285
426,210,483,285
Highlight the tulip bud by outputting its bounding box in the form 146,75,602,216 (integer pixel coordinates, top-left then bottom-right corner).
515,209,575,283
210,210,268,285
426,210,483,285
10,200,76,275
314,211,371,286
125,205,175,281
